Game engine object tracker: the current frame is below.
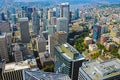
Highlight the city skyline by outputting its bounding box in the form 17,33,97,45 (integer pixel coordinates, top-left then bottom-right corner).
0,0,120,80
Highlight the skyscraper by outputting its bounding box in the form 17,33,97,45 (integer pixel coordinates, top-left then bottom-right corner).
50,17,57,25
56,17,68,33
1,12,6,21
2,59,37,80
32,10,40,35
13,44,23,62
11,8,16,24
74,8,79,20
54,43,85,80
60,2,70,22
36,34,46,53
48,31,67,58
23,69,71,80
0,33,9,62
48,9,54,21
11,14,17,24
93,24,101,41
18,18,30,43
27,7,34,20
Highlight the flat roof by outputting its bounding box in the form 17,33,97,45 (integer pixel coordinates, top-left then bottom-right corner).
4,59,37,72
56,43,84,61
24,69,71,80
5,62,30,72
79,58,120,80
61,2,69,5
85,37,92,40
18,17,28,22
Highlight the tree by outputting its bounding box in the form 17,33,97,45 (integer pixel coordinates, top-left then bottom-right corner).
42,64,54,72
96,42,104,50
90,52,101,60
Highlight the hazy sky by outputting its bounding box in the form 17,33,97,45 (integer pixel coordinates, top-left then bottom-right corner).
14,0,120,2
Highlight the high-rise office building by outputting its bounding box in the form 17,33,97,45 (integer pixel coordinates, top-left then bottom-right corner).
93,24,101,41
6,10,10,20
23,69,71,80
11,8,16,24
48,25,56,34
54,43,85,80
0,60,5,80
48,9,54,21
56,17,68,33
6,33,12,45
36,34,46,53
50,17,57,25
48,34,58,58
0,21,10,33
60,2,70,22
78,58,120,80
13,44,23,62
2,59,37,80
11,8,16,14
55,31,67,45
32,10,40,35
73,8,79,20
1,12,6,21
101,25,108,35
6,33,12,55
27,7,34,20
0,33,9,62
11,14,17,24
21,6,28,18
48,31,67,58
18,18,30,43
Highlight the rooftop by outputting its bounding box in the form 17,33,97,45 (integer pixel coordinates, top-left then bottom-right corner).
61,2,69,6
101,33,110,37
4,59,37,72
18,17,28,22
39,52,53,62
24,69,71,80
55,31,67,35
79,58,120,80
55,43,84,61
85,37,92,40
36,33,46,42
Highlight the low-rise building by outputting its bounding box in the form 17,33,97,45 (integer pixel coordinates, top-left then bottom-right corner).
100,34,109,45
101,25,108,34
89,44,98,52
98,54,114,62
105,42,117,51
110,27,120,37
84,37,92,45
112,37,120,45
